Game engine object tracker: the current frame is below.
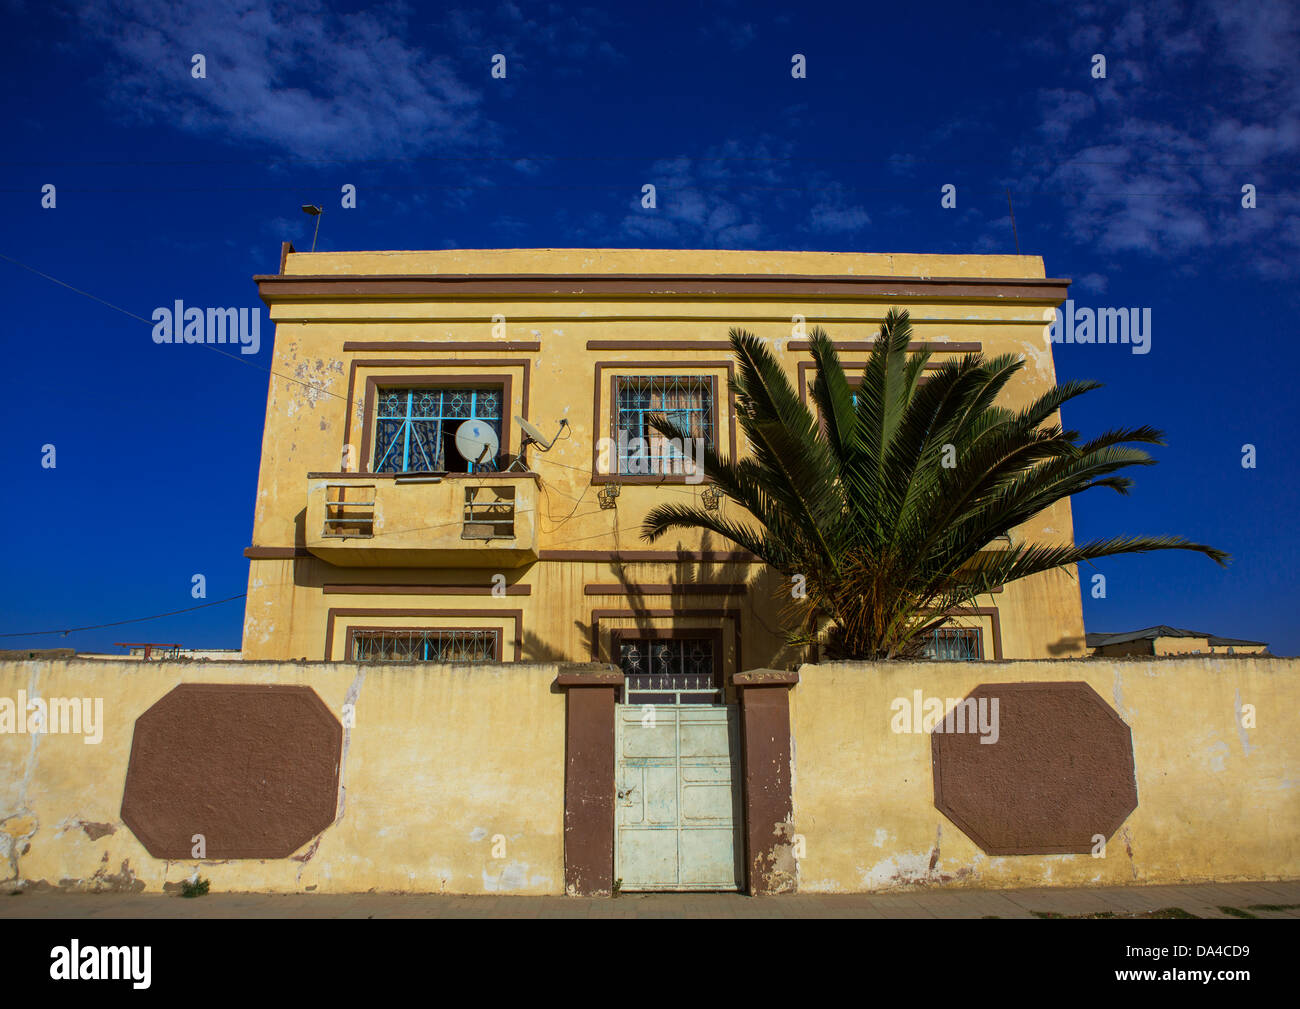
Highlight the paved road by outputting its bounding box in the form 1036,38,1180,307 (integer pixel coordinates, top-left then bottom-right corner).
4,880,1299,918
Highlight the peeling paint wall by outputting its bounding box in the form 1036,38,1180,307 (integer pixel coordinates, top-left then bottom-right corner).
790,656,1300,892
6,653,1293,897
0,657,565,895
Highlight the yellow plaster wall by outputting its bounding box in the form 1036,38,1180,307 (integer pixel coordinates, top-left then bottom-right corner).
790,656,1300,891
6,653,1293,896
1,657,566,895
281,248,1049,278
1154,636,1212,655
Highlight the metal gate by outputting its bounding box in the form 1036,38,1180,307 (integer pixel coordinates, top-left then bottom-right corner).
614,704,743,891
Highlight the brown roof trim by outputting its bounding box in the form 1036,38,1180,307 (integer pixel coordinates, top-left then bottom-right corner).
279,242,296,275
255,273,1071,303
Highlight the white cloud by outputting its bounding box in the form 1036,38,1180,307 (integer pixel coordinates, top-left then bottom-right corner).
1020,0,1300,277
808,182,871,234
618,140,796,248
78,0,489,158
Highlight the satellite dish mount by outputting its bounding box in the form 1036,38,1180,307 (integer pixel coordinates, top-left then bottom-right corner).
508,416,567,471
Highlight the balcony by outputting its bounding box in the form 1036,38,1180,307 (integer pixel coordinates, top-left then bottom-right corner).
305,472,539,567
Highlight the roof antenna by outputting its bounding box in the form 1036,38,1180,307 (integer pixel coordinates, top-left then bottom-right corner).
301,205,323,252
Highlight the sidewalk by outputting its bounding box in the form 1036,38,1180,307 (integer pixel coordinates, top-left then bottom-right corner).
4,880,1299,918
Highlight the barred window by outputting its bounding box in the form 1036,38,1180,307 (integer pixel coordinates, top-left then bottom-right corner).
922,627,983,661
618,636,719,704
352,629,500,663
614,376,714,475
373,387,502,474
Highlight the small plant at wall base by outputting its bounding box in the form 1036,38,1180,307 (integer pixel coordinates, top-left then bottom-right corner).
641,309,1228,660
181,876,210,898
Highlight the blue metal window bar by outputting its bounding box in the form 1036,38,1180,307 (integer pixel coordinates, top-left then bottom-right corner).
619,638,719,704
922,627,983,661
352,629,500,663
615,376,714,475
372,387,502,473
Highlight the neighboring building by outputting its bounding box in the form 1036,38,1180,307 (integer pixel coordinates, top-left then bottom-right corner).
75,645,244,661
1087,626,1269,658
241,247,1088,693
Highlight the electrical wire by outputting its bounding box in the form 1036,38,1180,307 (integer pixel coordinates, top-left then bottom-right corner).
0,594,247,638
0,252,362,412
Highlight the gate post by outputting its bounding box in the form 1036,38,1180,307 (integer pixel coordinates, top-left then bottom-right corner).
735,669,800,895
557,663,624,897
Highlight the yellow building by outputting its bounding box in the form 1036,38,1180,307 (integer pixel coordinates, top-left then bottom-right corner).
242,247,1088,689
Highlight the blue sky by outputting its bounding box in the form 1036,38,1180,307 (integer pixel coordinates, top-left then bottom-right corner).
2,0,1297,655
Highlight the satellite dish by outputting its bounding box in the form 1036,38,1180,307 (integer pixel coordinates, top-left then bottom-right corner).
515,416,565,449
506,416,567,471
454,420,499,467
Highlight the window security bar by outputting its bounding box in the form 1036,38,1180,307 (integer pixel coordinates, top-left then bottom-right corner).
352,628,501,663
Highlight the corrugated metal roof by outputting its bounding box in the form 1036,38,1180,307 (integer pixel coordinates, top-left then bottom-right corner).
1086,626,1267,648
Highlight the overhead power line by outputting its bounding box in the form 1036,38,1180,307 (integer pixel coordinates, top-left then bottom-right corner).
0,252,359,411
0,594,247,639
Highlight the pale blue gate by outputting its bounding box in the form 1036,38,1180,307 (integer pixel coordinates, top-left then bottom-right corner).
614,704,743,891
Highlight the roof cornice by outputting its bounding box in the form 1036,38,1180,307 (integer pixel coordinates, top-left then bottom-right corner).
253,272,1071,305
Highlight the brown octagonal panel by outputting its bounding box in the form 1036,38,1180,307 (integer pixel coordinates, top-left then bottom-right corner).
121,684,342,859
931,681,1138,855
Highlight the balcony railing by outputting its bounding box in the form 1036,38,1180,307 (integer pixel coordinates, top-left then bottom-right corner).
463,485,516,539
322,484,375,537
305,472,538,567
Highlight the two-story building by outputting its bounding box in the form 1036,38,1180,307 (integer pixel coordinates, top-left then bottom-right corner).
241,247,1088,693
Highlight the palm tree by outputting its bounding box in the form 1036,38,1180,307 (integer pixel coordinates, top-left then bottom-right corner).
642,308,1228,659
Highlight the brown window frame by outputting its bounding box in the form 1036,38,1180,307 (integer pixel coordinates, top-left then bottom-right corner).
345,625,505,663
589,361,737,485
359,374,513,475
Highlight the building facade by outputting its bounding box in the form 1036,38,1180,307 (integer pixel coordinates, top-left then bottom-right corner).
241,248,1088,688
1087,626,1269,658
